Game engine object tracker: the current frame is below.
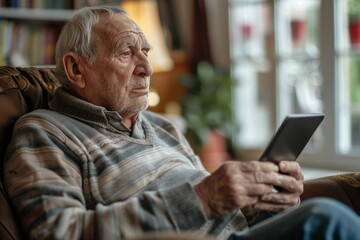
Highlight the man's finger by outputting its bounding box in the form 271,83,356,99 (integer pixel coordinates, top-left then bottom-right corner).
238,161,279,173
278,161,304,181
253,201,292,212
260,192,299,205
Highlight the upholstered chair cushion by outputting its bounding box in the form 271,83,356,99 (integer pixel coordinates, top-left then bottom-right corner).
0,66,60,240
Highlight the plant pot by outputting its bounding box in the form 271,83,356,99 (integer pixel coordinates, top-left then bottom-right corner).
349,20,360,50
199,130,230,172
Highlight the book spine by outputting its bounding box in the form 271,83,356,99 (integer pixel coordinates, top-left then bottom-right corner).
0,20,7,65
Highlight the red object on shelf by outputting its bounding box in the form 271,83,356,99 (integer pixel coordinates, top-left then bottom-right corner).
241,23,253,41
349,20,360,50
291,19,307,49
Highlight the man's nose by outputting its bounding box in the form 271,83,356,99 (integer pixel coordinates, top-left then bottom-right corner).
134,52,153,77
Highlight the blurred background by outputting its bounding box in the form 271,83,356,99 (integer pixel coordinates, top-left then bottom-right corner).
1,0,360,173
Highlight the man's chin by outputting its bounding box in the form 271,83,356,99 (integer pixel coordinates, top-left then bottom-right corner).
138,103,149,112
124,103,149,113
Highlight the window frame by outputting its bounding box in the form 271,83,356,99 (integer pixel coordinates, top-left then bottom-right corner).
229,0,360,171
301,0,360,171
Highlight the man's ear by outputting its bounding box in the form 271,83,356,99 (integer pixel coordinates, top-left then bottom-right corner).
63,53,86,88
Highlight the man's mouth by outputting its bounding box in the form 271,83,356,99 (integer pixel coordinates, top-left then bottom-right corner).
130,79,149,95
131,86,149,95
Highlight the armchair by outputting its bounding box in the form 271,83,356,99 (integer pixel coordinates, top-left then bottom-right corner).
0,66,59,240
0,66,359,240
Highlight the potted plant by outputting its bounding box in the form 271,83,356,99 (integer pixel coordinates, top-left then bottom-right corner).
350,59,360,103
349,0,360,49
180,61,234,171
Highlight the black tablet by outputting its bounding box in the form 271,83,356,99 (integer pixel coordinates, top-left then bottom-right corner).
259,113,325,163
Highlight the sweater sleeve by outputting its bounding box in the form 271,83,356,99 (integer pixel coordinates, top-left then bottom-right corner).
3,118,208,239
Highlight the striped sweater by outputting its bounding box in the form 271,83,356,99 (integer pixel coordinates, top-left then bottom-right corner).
4,87,249,239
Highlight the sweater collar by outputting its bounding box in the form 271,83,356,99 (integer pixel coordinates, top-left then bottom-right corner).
49,87,145,135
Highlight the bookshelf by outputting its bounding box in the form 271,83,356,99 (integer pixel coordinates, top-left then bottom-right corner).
0,0,87,66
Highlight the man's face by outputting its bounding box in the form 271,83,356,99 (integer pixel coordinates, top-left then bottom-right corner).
80,13,153,119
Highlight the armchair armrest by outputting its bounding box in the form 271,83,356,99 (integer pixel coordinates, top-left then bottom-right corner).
302,173,360,215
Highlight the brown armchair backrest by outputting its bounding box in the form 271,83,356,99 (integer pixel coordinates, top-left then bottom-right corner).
0,66,60,240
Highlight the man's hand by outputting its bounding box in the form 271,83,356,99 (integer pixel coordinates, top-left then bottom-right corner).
194,161,281,219
254,160,304,212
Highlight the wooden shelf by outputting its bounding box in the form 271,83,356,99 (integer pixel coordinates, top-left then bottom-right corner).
0,8,74,21
0,7,75,66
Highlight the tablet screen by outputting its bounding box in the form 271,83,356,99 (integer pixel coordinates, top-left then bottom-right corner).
259,113,325,163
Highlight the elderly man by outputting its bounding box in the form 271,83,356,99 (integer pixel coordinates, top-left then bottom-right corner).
3,5,360,240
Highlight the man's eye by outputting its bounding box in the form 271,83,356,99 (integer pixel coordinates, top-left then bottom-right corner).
121,51,131,57
142,50,149,57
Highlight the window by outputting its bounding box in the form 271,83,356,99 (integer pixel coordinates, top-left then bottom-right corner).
229,0,360,171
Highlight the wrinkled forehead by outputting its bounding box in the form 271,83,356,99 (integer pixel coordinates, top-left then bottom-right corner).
93,13,150,48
